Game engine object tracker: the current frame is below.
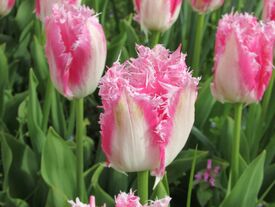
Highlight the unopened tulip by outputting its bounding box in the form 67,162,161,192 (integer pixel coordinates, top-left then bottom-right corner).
188,0,224,14
0,0,15,16
133,0,182,32
35,0,81,22
45,4,107,99
263,0,275,21
211,13,275,104
99,45,198,177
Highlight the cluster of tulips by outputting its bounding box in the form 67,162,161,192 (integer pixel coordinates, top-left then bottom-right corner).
0,0,275,206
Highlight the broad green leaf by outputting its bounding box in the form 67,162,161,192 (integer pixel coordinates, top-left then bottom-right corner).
0,46,8,118
0,191,29,207
15,0,34,30
45,187,68,207
27,70,46,154
41,128,77,200
220,151,266,207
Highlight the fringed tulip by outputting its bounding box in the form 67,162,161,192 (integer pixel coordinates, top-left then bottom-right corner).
263,0,275,21
133,0,182,32
0,0,15,16
188,0,224,14
45,4,107,99
35,0,81,22
99,45,198,177
211,13,275,104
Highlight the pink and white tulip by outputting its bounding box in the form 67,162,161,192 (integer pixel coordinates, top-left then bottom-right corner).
211,13,275,104
0,0,15,16
99,45,198,177
188,0,224,14
68,192,171,207
45,4,107,99
35,0,81,22
133,0,182,32
263,0,275,21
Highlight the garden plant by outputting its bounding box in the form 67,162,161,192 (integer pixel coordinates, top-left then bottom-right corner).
0,0,275,206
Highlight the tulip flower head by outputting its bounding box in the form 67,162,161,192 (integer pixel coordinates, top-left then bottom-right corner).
188,0,224,14
263,0,275,21
211,13,275,104
35,0,81,22
99,45,198,177
0,0,15,16
133,0,182,32
45,4,107,99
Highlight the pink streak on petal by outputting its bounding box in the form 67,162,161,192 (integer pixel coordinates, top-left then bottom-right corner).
8,0,15,8
134,0,141,12
170,0,182,15
89,196,96,207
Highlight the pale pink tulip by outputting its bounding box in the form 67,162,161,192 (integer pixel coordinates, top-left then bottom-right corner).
99,45,198,177
0,0,15,16
35,0,81,22
188,0,224,14
211,13,275,104
263,0,275,21
45,4,107,99
133,0,182,32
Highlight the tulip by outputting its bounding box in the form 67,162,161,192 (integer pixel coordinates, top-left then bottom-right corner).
211,13,275,104
45,4,107,99
35,0,81,22
99,44,198,177
0,0,15,16
188,0,224,14
133,0,182,32
263,0,275,21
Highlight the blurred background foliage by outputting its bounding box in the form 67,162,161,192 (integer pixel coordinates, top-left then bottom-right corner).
0,0,274,206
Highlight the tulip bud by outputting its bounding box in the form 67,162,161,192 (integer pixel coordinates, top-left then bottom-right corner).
188,0,224,14
45,4,107,99
0,0,15,16
263,0,275,21
211,13,275,104
133,0,182,32
35,0,81,22
99,45,198,177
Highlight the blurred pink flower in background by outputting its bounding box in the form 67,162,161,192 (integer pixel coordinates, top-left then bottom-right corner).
99,44,198,177
188,0,224,14
133,0,182,32
0,0,15,16
35,0,81,22
263,0,275,21
45,4,107,99
211,13,275,104
69,192,171,207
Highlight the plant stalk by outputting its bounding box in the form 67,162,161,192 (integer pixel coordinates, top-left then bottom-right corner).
231,103,243,186
42,79,54,132
151,31,161,48
137,171,149,205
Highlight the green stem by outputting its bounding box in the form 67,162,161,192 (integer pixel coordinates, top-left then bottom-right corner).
192,14,205,77
231,103,243,186
42,79,54,133
151,31,161,48
237,0,243,11
76,98,84,199
67,100,76,139
186,146,198,207
137,171,148,204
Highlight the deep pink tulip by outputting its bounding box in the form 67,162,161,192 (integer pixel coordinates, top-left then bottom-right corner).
211,13,275,104
133,0,182,32
45,4,107,99
99,45,198,177
0,0,15,16
35,0,81,22
188,0,224,14
263,0,275,21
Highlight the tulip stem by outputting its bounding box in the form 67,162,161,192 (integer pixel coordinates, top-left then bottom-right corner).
42,79,54,133
231,103,243,186
137,171,149,204
151,31,161,48
192,14,205,77
76,98,84,199
262,73,274,124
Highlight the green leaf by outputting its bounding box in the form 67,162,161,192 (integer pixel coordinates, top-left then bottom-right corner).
0,46,8,117
45,187,69,207
27,69,46,154
107,32,127,66
41,128,77,201
1,133,39,199
15,0,34,30
220,151,266,207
